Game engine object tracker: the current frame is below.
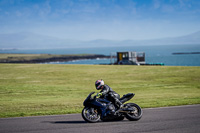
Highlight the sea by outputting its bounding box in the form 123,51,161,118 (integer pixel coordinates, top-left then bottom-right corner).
1,44,200,66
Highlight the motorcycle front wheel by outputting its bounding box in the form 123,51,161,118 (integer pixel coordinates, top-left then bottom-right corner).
82,107,100,123
125,103,142,121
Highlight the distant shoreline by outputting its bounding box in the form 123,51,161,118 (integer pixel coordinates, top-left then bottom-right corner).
172,52,200,55
0,54,110,63
0,48,18,51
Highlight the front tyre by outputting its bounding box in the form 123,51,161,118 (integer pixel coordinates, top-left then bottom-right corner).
125,103,142,121
82,107,100,123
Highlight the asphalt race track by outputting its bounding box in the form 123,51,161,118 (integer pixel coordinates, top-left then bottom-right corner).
0,104,200,133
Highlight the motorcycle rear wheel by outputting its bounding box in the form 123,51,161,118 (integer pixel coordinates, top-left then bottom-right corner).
82,107,100,123
125,103,142,121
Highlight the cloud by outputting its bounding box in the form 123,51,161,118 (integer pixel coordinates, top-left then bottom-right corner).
178,0,186,7
0,0,199,41
161,4,175,13
153,0,161,9
15,10,22,17
38,1,51,17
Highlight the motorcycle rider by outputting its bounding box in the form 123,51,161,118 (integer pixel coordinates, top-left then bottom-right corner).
95,79,123,109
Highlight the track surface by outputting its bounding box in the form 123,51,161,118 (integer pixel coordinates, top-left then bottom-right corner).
0,105,200,133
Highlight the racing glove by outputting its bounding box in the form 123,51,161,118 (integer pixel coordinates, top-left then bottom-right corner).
96,93,102,97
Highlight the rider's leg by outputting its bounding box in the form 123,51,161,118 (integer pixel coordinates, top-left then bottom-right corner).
110,93,123,109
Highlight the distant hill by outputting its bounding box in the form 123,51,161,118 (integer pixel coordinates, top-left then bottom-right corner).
0,31,200,49
141,31,200,45
0,32,77,49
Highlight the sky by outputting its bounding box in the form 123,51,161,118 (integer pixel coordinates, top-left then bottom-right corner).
0,0,200,41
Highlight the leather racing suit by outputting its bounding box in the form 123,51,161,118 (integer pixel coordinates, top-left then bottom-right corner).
99,84,123,108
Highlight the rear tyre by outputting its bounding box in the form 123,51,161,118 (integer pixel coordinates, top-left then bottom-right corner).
125,103,142,121
82,107,100,123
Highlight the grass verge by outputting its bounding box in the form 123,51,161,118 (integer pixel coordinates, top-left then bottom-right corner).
0,64,200,118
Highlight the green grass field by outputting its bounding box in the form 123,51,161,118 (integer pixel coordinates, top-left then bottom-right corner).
0,64,200,118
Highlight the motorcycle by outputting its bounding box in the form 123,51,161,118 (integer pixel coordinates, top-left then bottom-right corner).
82,92,142,123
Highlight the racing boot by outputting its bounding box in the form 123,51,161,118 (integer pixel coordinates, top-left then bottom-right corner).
115,99,124,110
114,99,124,115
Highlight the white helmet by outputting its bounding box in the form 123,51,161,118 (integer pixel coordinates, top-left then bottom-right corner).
95,79,104,90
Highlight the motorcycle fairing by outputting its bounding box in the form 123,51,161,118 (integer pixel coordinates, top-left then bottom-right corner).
119,93,135,103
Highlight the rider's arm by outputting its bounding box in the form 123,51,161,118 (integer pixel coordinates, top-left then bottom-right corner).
100,85,110,96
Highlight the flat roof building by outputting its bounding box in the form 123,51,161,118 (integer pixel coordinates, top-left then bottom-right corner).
115,51,145,65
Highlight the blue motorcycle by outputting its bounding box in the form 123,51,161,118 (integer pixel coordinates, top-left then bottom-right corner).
82,92,142,123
